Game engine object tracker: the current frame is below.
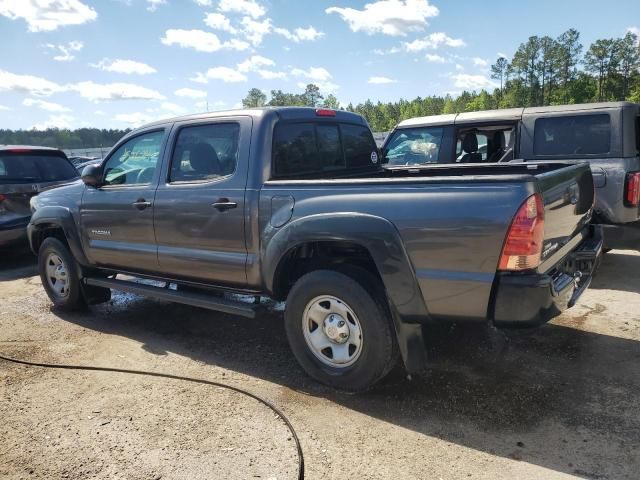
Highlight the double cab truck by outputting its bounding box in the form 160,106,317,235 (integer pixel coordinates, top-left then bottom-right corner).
382,101,640,250
29,107,601,391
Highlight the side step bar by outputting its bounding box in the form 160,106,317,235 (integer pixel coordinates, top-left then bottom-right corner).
84,277,258,319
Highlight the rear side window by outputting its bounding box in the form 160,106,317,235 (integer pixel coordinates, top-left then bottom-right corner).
384,127,445,165
534,114,611,156
170,123,239,182
0,152,77,183
273,122,378,178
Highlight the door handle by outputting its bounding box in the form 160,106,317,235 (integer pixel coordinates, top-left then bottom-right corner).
212,198,238,211
132,199,152,210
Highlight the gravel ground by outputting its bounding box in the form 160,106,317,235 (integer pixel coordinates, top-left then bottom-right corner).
0,250,639,480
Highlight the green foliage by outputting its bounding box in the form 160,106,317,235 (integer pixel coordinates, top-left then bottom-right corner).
242,88,267,107
0,128,130,149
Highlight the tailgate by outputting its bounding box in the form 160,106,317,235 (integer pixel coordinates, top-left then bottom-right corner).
536,163,594,266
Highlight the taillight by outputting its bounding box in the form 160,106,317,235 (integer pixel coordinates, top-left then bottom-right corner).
625,172,640,207
0,194,5,213
499,193,545,271
315,109,336,117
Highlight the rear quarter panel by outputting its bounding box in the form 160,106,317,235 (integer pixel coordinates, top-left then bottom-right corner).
260,180,533,321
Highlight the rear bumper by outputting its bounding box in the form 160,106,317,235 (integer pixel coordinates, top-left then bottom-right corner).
492,225,603,327
0,219,29,248
600,221,640,250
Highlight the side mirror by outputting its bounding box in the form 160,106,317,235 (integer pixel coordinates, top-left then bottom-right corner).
81,164,103,187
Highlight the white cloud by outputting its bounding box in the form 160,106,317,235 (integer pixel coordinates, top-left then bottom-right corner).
326,0,438,37
32,114,74,130
291,66,333,83
403,32,465,51
473,57,488,67
204,12,237,33
274,26,324,42
0,0,97,32
257,70,287,80
161,28,249,52
194,0,212,5
45,40,83,61
240,16,272,46
237,55,275,72
71,81,166,102
372,47,401,55
292,67,338,93
115,112,154,126
161,29,222,52
95,109,106,115
0,104,10,111
425,53,445,63
455,63,464,70
368,76,396,84
219,0,265,18
23,98,71,113
196,67,248,83
0,69,65,96
146,0,166,12
175,87,208,99
452,73,497,91
91,58,157,75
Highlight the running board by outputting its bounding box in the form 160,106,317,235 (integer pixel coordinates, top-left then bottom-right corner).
84,277,258,319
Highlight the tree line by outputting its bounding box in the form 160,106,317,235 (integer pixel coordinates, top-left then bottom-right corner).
0,128,130,150
243,28,640,132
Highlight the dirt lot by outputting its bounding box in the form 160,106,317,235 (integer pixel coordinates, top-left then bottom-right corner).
1,250,639,480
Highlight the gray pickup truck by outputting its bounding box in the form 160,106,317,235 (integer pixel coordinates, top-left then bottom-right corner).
383,101,640,250
28,107,602,391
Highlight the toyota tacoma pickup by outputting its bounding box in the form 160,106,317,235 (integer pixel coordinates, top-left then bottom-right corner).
28,107,602,391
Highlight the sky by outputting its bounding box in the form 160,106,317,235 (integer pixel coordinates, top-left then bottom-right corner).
0,0,638,130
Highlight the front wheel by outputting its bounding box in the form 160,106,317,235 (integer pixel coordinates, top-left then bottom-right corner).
284,270,397,392
38,237,85,310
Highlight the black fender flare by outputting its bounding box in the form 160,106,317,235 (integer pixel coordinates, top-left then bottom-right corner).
262,212,429,373
28,206,90,267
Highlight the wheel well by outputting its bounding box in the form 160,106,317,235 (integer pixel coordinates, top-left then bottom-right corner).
272,241,382,301
31,225,69,254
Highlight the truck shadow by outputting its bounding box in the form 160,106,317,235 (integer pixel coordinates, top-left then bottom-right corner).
53,293,640,480
0,249,37,281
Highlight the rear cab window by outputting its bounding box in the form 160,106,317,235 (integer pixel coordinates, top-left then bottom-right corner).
533,114,611,156
272,122,379,178
0,150,78,184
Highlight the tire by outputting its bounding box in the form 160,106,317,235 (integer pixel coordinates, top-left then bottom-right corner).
38,237,86,310
284,269,397,392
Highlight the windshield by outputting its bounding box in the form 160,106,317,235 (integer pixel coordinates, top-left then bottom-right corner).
384,127,444,166
0,152,78,184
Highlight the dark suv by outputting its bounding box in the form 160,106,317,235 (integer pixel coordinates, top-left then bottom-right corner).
0,146,78,249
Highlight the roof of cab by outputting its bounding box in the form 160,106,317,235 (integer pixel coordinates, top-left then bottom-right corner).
396,101,639,128
130,106,368,132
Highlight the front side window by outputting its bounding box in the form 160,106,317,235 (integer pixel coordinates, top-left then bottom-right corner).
170,123,239,182
384,127,444,166
103,131,164,186
534,114,611,156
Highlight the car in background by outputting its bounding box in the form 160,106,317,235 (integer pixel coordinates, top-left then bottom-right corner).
0,146,79,250
67,155,101,172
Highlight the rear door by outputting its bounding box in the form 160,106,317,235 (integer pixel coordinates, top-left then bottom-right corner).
80,129,167,271
153,117,251,286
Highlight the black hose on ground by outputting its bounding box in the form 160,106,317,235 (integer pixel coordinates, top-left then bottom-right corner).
0,353,304,480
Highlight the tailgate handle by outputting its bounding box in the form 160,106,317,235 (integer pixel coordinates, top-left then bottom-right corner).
212,198,238,211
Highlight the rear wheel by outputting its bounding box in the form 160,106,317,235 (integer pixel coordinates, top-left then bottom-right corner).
38,237,85,310
284,270,397,392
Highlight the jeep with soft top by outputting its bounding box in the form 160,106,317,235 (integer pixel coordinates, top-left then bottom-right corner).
29,107,601,391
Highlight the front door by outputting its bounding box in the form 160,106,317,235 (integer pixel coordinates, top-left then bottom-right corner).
153,118,250,286
80,129,167,272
